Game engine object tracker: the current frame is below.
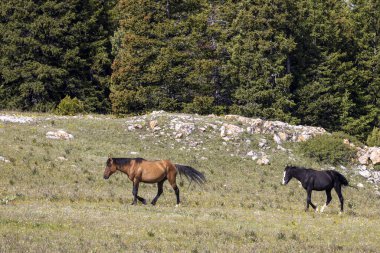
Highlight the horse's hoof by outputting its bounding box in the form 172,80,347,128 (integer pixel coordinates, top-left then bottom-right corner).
339,211,343,215
151,202,156,206
142,200,147,205
175,204,180,208
131,202,137,205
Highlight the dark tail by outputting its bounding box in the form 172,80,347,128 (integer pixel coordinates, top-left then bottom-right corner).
334,171,349,186
175,164,206,185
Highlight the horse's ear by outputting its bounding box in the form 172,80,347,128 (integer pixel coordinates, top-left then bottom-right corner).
108,153,112,159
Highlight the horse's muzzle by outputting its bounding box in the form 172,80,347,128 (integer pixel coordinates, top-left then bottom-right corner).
103,175,109,180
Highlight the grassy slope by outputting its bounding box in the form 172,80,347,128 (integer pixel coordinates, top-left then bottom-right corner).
0,112,379,252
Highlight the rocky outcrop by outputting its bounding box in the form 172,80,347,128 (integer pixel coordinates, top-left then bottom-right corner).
224,115,326,142
0,115,34,123
356,146,380,165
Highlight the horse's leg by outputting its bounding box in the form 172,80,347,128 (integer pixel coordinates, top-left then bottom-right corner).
131,180,140,205
306,188,317,211
136,195,147,205
320,189,332,213
173,184,180,205
334,183,344,214
151,179,165,205
132,181,146,204
168,172,180,205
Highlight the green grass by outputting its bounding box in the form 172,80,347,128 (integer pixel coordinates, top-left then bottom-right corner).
0,112,379,252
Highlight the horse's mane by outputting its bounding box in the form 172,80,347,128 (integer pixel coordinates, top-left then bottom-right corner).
286,165,309,170
111,158,146,165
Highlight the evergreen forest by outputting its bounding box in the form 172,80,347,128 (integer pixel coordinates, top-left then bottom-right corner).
1,0,379,141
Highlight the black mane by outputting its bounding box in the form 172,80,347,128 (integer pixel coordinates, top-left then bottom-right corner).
108,157,146,166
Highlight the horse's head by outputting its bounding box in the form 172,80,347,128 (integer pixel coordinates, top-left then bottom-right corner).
282,165,294,185
103,157,117,179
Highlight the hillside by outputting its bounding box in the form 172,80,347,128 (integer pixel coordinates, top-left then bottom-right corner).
0,111,379,252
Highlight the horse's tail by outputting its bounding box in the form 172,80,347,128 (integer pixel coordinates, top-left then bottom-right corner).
334,171,349,186
175,164,206,185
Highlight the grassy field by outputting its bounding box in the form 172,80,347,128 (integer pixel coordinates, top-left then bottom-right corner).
0,112,379,252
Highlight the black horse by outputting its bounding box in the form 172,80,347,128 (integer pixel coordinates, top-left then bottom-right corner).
282,165,349,213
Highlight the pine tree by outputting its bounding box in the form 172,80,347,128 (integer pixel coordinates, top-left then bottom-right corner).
110,0,206,114
227,0,298,122
0,0,115,112
345,0,380,140
184,0,238,113
292,0,358,131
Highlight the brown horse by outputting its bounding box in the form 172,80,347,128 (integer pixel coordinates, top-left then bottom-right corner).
103,156,206,205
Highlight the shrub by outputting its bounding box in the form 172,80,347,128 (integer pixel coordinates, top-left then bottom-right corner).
366,127,380,147
109,89,146,115
300,133,356,165
55,96,85,115
183,96,214,115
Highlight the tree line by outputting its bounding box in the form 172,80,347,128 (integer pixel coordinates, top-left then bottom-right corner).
0,0,379,141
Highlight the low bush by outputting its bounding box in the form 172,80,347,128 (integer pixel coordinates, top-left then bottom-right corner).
55,96,85,115
367,127,380,147
300,133,356,165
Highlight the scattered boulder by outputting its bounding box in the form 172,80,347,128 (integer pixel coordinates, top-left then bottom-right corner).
257,156,270,165
46,130,74,140
149,120,158,130
174,122,195,136
359,169,371,178
175,132,183,139
357,146,380,165
369,147,380,165
258,138,267,148
277,132,288,142
220,124,244,137
0,156,10,163
357,183,364,188
127,124,143,131
246,150,260,161
273,133,282,144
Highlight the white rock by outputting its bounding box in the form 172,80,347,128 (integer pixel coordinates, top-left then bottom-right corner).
273,134,282,144
359,170,371,178
220,124,244,137
257,156,270,165
46,130,73,140
175,123,195,135
369,147,380,165
259,139,267,148
150,110,166,115
0,115,34,124
358,151,369,165
247,150,256,156
220,125,226,137
0,156,10,163
149,120,158,129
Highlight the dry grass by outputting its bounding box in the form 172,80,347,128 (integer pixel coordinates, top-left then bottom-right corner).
0,112,379,252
